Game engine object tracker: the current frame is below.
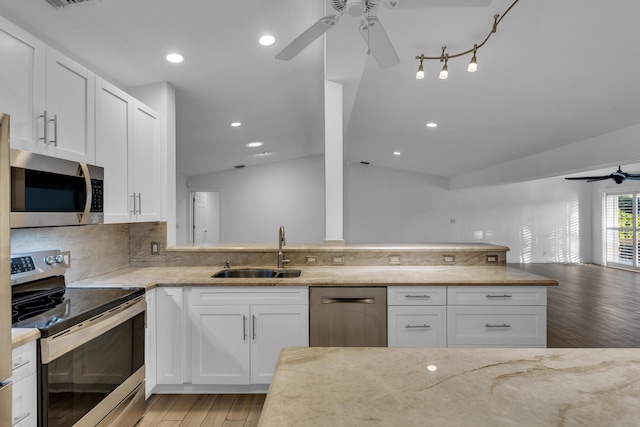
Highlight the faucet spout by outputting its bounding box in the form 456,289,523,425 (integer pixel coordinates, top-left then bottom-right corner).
277,226,289,268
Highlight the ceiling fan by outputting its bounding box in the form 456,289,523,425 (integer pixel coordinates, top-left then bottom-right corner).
564,167,640,185
276,0,494,69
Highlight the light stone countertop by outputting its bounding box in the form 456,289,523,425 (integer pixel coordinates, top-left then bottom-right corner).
69,265,557,288
11,328,40,348
169,242,511,253
259,347,640,427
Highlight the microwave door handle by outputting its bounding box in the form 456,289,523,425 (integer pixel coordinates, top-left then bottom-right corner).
78,163,92,224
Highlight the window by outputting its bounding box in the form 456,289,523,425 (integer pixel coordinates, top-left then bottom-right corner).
605,193,640,270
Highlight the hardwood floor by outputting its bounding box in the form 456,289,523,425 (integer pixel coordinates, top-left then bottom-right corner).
139,263,640,425
138,394,265,427
510,263,640,348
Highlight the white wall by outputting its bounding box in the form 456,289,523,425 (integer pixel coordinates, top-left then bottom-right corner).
186,155,325,243
176,173,189,245
346,164,592,263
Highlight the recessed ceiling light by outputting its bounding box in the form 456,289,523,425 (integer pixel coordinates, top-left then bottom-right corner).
393,151,401,156
166,53,184,64
259,35,275,46
231,122,242,127
426,122,438,128
246,141,264,148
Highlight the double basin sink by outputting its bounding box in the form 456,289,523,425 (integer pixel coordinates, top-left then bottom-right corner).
212,268,302,279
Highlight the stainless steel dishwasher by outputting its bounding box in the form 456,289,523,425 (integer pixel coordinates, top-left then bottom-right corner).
310,287,387,347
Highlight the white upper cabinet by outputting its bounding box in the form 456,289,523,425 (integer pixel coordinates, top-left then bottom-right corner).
96,78,161,223
44,48,95,163
0,16,95,163
0,15,46,149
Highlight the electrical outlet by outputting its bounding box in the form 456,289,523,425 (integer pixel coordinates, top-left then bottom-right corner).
150,242,160,255
443,255,455,264
306,255,318,264
389,255,401,265
331,255,344,265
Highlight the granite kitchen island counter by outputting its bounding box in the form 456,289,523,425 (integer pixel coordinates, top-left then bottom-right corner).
259,347,640,427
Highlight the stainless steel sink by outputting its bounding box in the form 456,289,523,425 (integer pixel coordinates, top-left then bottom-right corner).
211,268,302,278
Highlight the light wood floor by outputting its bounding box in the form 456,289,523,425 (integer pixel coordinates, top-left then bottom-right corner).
138,263,640,425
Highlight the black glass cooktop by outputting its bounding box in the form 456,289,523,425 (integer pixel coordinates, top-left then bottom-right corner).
12,284,145,338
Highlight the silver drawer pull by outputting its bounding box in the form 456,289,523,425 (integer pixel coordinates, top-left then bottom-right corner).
485,294,512,298
405,324,431,329
242,315,247,341
322,297,374,304
405,295,431,299
485,323,512,328
12,359,30,371
13,412,31,426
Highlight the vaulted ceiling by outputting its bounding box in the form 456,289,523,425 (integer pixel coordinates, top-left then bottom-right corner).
1,0,639,188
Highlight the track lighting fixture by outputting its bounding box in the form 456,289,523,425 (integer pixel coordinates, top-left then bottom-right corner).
415,0,519,80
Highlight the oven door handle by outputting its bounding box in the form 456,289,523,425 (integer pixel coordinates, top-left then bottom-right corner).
41,297,146,364
78,162,92,225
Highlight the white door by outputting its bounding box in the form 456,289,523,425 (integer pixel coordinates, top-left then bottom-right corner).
45,48,95,163
250,305,309,384
191,305,251,385
0,15,46,151
193,192,207,244
95,78,132,223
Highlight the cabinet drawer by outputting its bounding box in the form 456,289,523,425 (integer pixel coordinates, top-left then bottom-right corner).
11,340,37,383
387,287,446,306
388,306,446,347
12,374,37,427
447,306,546,347
189,287,309,306
447,286,547,306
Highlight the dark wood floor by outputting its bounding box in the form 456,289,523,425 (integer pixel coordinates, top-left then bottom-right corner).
510,263,640,347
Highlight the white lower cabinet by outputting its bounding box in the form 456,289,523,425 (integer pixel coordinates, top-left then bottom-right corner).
154,286,309,392
144,288,157,397
11,340,37,427
388,287,447,348
447,286,547,348
189,287,309,386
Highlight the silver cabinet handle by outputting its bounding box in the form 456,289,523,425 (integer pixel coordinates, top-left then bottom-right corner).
405,324,431,329
242,315,247,341
137,193,142,214
51,114,58,146
12,359,30,371
39,110,49,145
322,297,374,304
12,412,30,426
130,194,136,214
252,315,256,340
485,323,512,328
405,295,431,299
485,294,512,298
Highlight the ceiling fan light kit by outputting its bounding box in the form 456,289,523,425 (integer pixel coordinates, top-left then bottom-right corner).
415,0,519,80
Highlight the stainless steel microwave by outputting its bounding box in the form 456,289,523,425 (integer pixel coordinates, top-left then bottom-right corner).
10,148,104,228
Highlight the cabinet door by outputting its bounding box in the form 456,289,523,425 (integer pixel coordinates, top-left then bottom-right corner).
144,289,157,397
156,287,184,384
45,48,95,163
388,306,447,348
131,102,161,221
191,305,251,385
250,305,309,384
95,78,133,223
0,15,46,151
12,375,37,427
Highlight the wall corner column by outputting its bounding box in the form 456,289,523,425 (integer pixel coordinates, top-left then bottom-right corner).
324,79,344,245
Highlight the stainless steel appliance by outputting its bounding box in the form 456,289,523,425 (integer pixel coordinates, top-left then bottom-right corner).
11,249,146,427
10,148,104,228
310,287,387,347
1,113,12,427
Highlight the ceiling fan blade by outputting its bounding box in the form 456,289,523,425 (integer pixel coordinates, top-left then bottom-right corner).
276,15,339,61
564,176,610,181
382,0,492,9
624,175,640,180
358,16,399,69
586,177,616,182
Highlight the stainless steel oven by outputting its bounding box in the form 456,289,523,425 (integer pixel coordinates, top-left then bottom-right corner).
11,249,146,426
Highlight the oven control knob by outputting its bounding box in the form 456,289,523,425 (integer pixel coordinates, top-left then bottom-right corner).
54,255,65,264
45,255,56,266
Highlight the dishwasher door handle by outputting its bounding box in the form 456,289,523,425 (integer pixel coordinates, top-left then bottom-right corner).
321,297,375,304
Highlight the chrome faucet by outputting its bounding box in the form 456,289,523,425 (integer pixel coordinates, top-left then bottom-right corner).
277,226,290,268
